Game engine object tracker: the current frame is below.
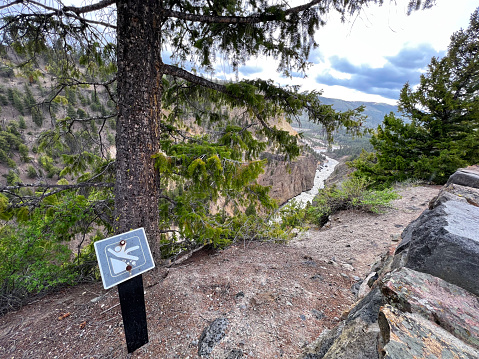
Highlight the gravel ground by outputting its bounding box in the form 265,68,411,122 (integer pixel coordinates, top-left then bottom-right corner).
0,184,440,359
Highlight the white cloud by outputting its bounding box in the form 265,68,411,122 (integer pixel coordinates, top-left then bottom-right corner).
230,0,478,105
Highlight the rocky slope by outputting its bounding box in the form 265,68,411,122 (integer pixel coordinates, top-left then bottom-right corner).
300,166,479,359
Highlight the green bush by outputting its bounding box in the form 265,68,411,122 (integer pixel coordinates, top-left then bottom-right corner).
18,144,30,162
32,106,44,126
67,104,77,118
5,169,20,185
0,94,8,106
0,193,103,314
18,116,26,129
27,165,37,178
305,177,399,227
8,88,24,115
77,108,87,118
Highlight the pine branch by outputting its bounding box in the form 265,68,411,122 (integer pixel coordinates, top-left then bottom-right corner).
0,182,114,192
161,64,227,94
1,0,117,29
163,0,326,25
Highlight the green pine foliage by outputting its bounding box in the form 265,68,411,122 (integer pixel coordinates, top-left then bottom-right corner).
0,121,23,165
0,190,108,314
352,8,479,185
0,0,426,312
7,88,24,114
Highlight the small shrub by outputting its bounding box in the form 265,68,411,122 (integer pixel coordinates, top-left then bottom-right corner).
5,169,20,185
107,132,115,145
18,116,26,129
305,177,399,227
6,158,17,169
18,144,30,162
0,94,8,106
77,108,87,118
32,107,44,126
27,165,37,178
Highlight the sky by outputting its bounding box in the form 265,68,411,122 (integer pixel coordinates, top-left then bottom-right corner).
215,0,478,105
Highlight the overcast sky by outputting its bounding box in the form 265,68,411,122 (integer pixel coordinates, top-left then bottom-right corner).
215,1,478,105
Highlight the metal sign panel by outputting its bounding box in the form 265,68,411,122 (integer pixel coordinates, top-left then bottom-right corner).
94,228,155,289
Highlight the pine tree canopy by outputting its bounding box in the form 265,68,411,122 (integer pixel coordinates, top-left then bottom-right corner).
352,7,479,186
0,0,432,258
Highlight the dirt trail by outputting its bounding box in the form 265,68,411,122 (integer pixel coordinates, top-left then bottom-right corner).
0,184,440,359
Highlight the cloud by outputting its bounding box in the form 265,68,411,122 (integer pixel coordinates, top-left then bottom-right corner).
239,65,263,76
315,44,445,100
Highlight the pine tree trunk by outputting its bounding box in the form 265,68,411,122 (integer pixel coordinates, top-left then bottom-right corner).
115,0,163,259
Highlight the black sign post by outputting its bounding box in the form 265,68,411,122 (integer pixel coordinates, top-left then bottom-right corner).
118,274,149,353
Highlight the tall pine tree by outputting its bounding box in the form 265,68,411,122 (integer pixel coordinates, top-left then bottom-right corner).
354,7,479,185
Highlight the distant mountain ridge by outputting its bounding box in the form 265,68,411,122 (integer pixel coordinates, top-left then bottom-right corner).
318,96,401,128
296,96,401,130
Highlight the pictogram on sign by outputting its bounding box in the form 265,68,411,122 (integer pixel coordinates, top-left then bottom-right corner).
94,228,155,289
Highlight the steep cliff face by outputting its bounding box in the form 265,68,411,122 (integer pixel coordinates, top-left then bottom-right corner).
257,153,319,205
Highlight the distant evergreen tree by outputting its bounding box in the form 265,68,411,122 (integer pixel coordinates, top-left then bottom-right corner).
353,8,479,185
32,107,44,127
23,85,35,114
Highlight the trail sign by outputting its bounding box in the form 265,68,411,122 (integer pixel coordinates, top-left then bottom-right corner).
94,228,155,289
94,228,155,353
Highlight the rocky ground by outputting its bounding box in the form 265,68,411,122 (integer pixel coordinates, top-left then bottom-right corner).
0,184,440,359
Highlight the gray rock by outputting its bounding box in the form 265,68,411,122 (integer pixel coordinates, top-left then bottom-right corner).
350,281,362,297
321,319,380,359
300,323,345,359
357,272,377,300
347,287,383,324
225,349,243,359
429,183,479,209
312,309,325,320
379,305,479,359
394,200,479,296
446,166,479,189
198,317,229,357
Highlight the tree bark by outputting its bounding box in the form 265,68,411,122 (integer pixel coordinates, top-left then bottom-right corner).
115,0,163,259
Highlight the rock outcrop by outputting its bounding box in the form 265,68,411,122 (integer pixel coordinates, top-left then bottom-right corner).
300,165,479,359
257,153,319,205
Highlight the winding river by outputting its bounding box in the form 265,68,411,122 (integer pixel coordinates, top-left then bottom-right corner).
286,154,339,208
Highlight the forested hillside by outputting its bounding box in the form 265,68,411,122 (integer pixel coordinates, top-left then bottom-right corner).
0,50,115,185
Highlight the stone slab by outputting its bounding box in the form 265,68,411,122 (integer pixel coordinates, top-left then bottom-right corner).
394,200,479,296
379,305,479,359
382,267,479,349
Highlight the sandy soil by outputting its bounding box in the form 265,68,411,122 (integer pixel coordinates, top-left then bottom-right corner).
0,184,440,359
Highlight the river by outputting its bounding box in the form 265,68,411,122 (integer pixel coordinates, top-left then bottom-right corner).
286,155,339,208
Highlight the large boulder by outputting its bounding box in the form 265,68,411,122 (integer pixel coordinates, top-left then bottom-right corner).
429,183,479,209
300,288,383,359
379,305,479,358
382,267,479,349
446,165,479,189
393,200,479,296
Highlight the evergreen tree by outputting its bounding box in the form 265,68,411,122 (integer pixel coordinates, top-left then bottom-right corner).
1,0,430,259
354,8,479,185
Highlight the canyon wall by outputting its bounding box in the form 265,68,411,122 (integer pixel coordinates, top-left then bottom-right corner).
257,153,319,205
